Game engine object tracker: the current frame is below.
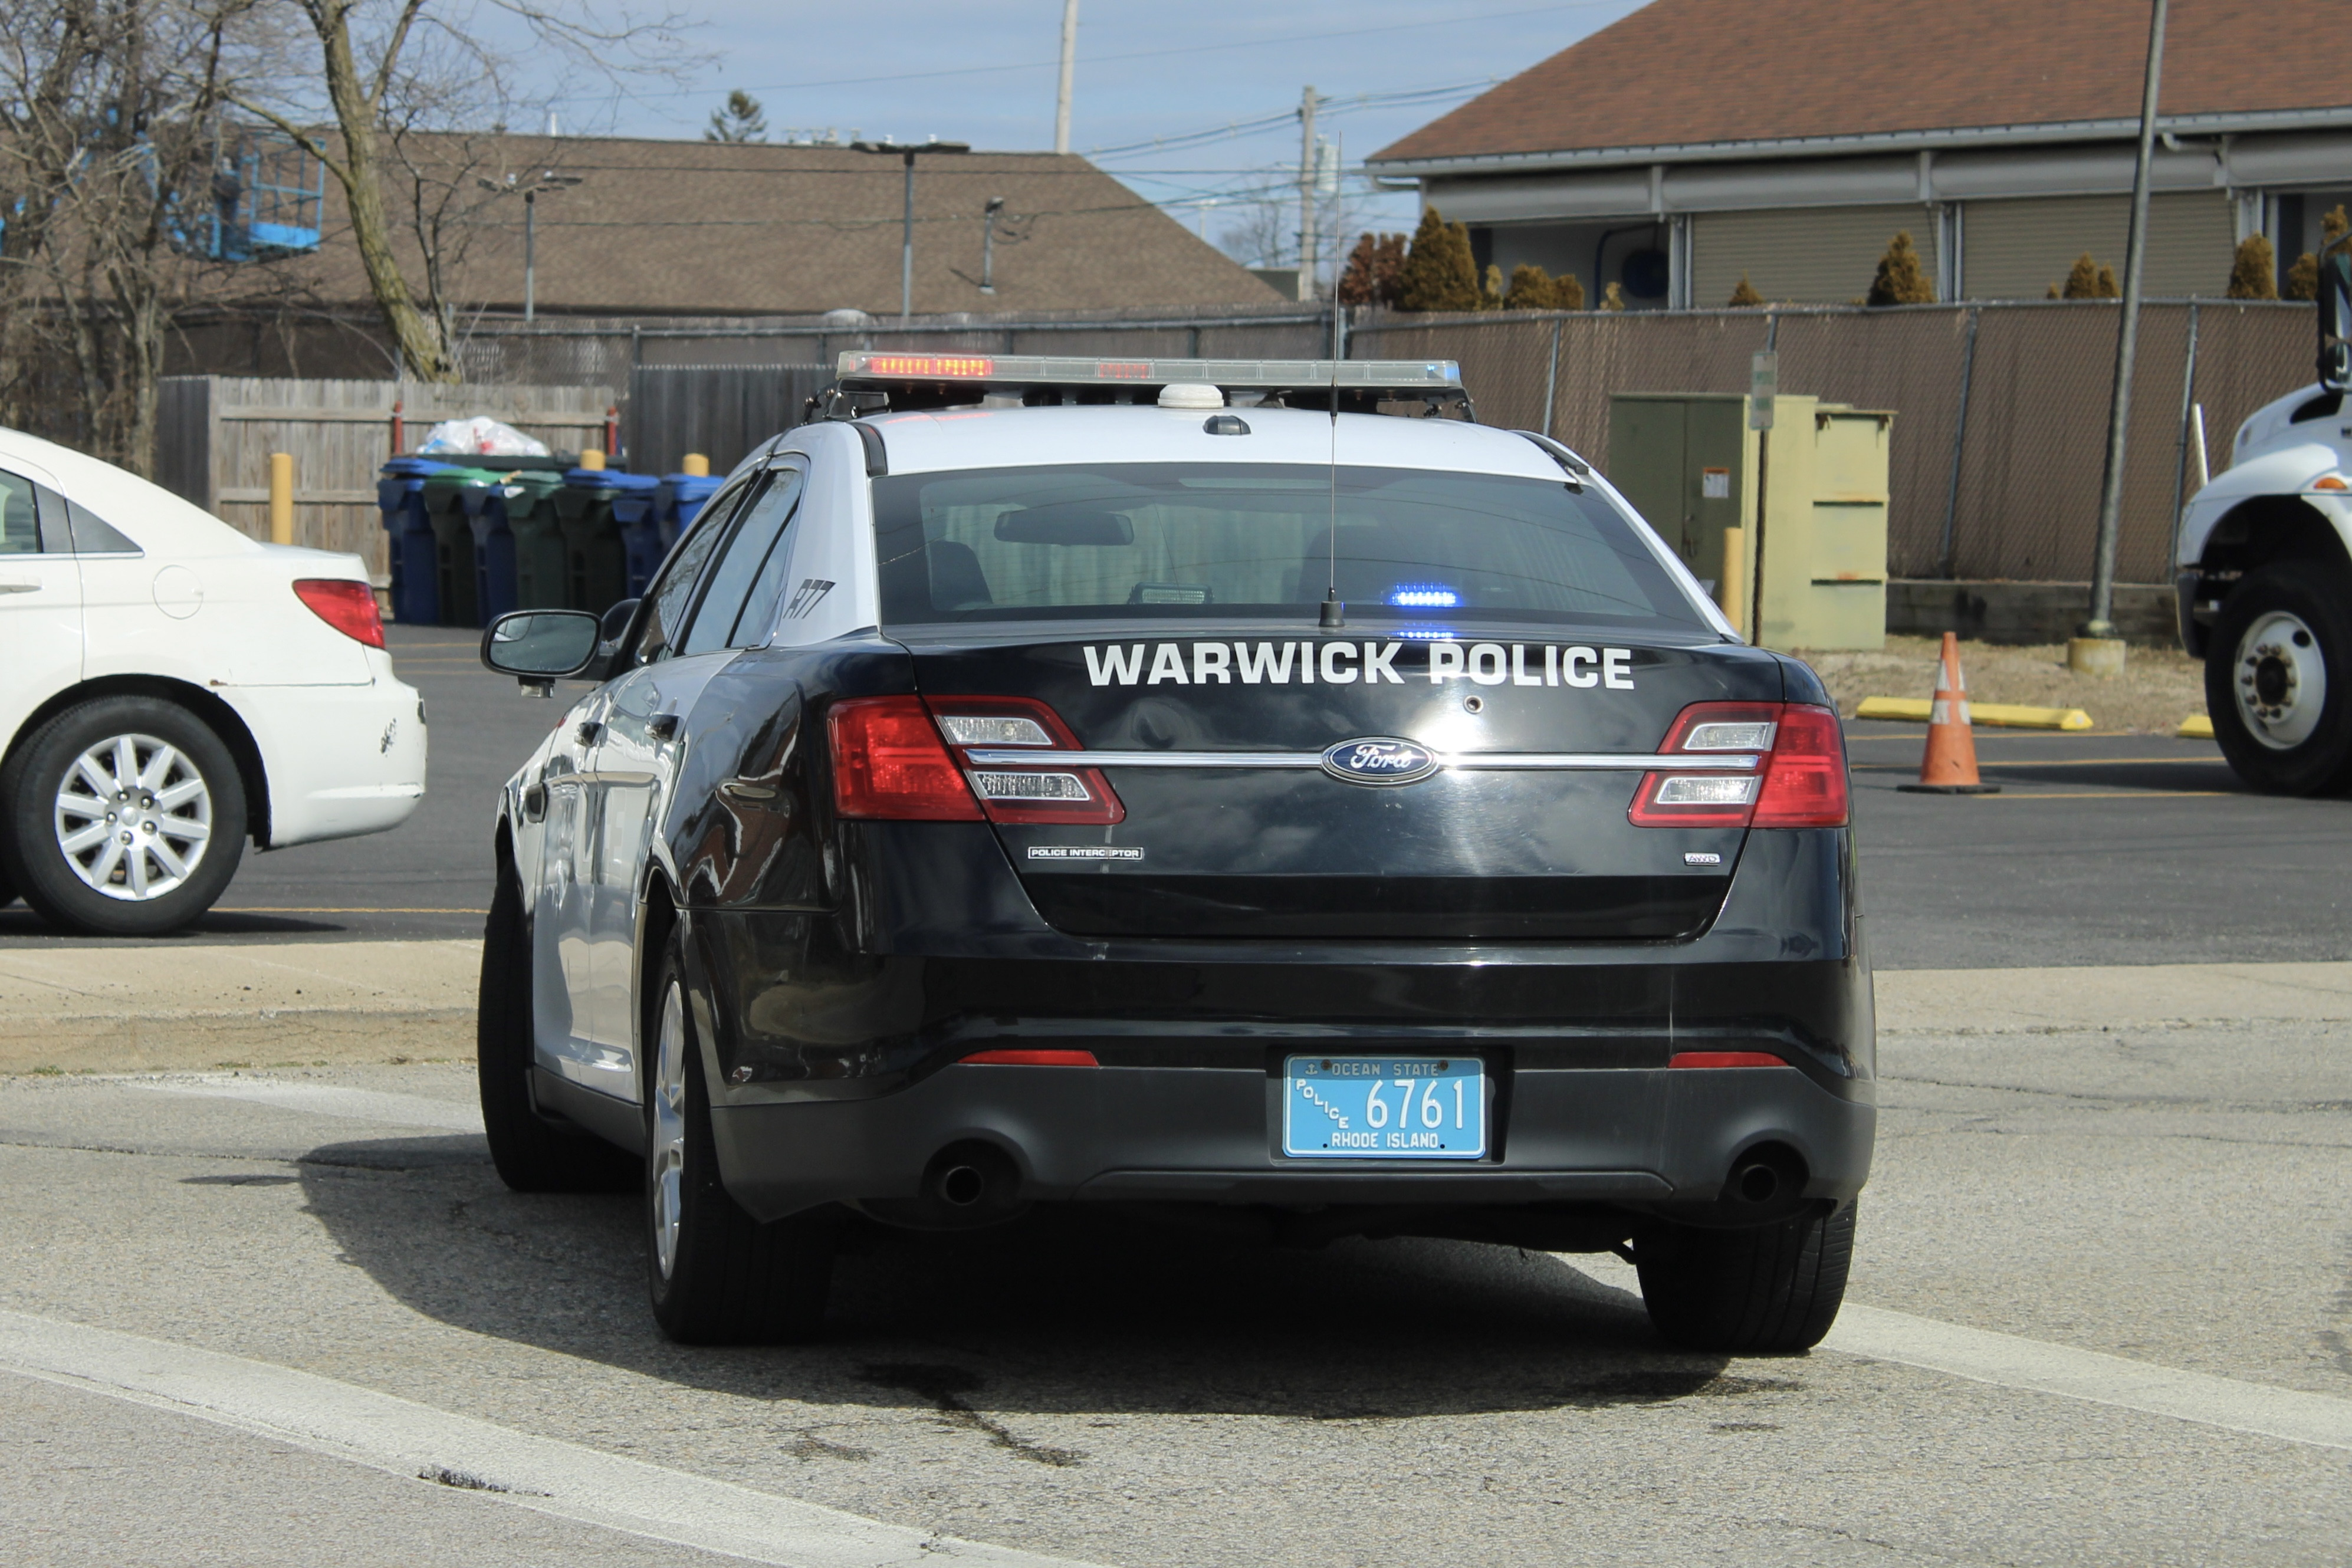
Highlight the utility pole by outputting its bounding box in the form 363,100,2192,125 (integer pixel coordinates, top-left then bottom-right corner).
980,195,1005,294
1296,86,1320,302
1054,0,1079,155
2078,0,2169,675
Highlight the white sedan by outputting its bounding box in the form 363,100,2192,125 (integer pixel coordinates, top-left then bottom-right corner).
0,427,426,934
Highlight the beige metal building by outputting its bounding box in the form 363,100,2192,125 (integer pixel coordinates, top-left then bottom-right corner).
1366,0,2352,307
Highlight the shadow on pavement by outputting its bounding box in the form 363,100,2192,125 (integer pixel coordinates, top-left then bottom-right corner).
295,1135,1756,1423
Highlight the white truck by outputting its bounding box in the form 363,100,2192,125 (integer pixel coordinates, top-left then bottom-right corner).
2178,248,2352,793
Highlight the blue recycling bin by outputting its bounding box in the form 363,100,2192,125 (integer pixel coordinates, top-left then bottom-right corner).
464,481,520,623
661,472,724,549
375,457,452,624
609,472,666,599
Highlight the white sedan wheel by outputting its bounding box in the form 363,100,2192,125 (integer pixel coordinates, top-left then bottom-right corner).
52,731,214,902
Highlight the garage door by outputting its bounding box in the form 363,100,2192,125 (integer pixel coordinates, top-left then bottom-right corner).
1690,205,1934,307
1960,192,2232,301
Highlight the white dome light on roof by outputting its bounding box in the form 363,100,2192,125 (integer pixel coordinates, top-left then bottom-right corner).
1157,383,1224,410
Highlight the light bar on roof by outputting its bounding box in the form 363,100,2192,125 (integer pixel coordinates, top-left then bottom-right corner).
834,351,1461,390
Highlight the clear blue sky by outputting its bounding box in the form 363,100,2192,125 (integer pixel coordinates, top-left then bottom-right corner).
539,0,1643,263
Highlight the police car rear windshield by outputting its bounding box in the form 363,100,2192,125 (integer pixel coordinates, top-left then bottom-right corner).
873,464,1709,631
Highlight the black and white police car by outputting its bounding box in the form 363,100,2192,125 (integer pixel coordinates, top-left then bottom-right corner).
478,353,1873,1352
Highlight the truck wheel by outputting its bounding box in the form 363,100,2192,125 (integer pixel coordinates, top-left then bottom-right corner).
0,696,244,936
645,935,834,1344
478,862,640,1193
2206,566,2352,795
1635,1201,1855,1354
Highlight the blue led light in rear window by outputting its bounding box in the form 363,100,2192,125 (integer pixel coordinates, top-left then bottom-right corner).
1388,584,1460,608
1390,623,1458,640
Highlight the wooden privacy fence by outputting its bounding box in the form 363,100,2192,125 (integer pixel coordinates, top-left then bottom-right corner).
1350,298,2313,587
155,378,617,578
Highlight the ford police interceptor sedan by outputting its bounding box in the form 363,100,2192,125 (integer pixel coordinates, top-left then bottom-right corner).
477,354,1872,1353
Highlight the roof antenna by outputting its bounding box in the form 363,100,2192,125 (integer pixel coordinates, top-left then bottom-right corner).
1319,294,1343,630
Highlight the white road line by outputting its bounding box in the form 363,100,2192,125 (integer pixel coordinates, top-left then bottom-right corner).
131,1078,485,1133
1824,1305,2352,1453
0,1310,1101,1568
1562,1255,2352,1454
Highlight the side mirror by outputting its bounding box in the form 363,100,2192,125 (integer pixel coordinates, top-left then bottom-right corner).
482,609,601,696
2320,246,2352,393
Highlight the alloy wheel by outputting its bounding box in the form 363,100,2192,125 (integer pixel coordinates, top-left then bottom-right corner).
52,732,213,901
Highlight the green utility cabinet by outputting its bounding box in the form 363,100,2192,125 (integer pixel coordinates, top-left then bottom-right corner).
1607,392,1891,650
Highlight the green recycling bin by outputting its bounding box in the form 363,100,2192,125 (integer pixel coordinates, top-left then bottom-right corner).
501,469,572,611
420,466,502,627
556,466,632,616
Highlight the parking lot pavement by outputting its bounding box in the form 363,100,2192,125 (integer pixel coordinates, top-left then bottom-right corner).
2,972,2348,1567
1847,718,2352,968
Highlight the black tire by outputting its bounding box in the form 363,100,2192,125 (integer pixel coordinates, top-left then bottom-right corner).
0,696,245,936
1636,1201,1856,1354
644,935,834,1344
478,861,641,1193
2205,563,2352,795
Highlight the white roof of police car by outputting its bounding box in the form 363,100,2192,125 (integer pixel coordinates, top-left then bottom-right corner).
859,405,1568,481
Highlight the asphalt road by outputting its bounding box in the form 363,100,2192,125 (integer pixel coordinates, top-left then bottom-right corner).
4,626,2348,968
4,1007,2348,1566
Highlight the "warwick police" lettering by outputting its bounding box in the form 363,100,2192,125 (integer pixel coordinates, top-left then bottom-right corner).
1082,641,1637,689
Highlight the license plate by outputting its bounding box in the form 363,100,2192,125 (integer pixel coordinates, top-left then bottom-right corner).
1282,1056,1486,1160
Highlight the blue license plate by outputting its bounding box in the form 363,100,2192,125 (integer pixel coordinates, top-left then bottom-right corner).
1282,1056,1486,1160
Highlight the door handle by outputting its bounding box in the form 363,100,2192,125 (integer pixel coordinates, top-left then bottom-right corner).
0,579,38,594
647,713,681,742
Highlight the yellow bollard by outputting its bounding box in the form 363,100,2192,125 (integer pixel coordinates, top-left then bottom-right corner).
578,448,606,471
1717,525,1745,637
268,452,294,545
682,453,709,476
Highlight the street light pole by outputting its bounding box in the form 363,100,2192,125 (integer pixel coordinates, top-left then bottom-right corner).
524,189,536,322
2079,0,2170,671
855,140,970,324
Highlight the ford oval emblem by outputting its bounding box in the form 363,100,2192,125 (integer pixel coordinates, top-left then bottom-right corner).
1319,737,1441,786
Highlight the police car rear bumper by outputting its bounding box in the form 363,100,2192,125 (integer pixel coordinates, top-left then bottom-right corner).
708,1059,1874,1224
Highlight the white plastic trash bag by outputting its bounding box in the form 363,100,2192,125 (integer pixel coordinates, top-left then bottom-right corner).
416,416,552,458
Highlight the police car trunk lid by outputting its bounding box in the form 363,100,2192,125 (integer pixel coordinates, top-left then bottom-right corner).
902,625,1781,941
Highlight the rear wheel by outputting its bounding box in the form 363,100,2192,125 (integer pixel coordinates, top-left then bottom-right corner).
645,935,835,1343
478,861,640,1192
0,696,244,936
2205,564,2352,795
1636,1201,1855,1354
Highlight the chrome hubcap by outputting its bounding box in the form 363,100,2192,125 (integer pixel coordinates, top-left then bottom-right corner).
651,982,688,1280
2235,611,2328,750
54,733,213,901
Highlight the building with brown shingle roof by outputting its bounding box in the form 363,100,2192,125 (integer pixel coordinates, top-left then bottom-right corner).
202,132,1281,329
1368,0,2352,307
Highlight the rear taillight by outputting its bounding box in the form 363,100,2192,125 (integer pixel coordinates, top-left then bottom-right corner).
1630,701,1848,829
293,578,385,649
925,695,1125,826
1751,704,1850,827
829,696,984,820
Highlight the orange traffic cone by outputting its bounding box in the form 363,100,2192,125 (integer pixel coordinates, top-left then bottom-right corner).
1897,632,2000,794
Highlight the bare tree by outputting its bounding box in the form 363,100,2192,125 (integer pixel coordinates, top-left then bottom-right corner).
0,0,261,471
224,0,694,383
